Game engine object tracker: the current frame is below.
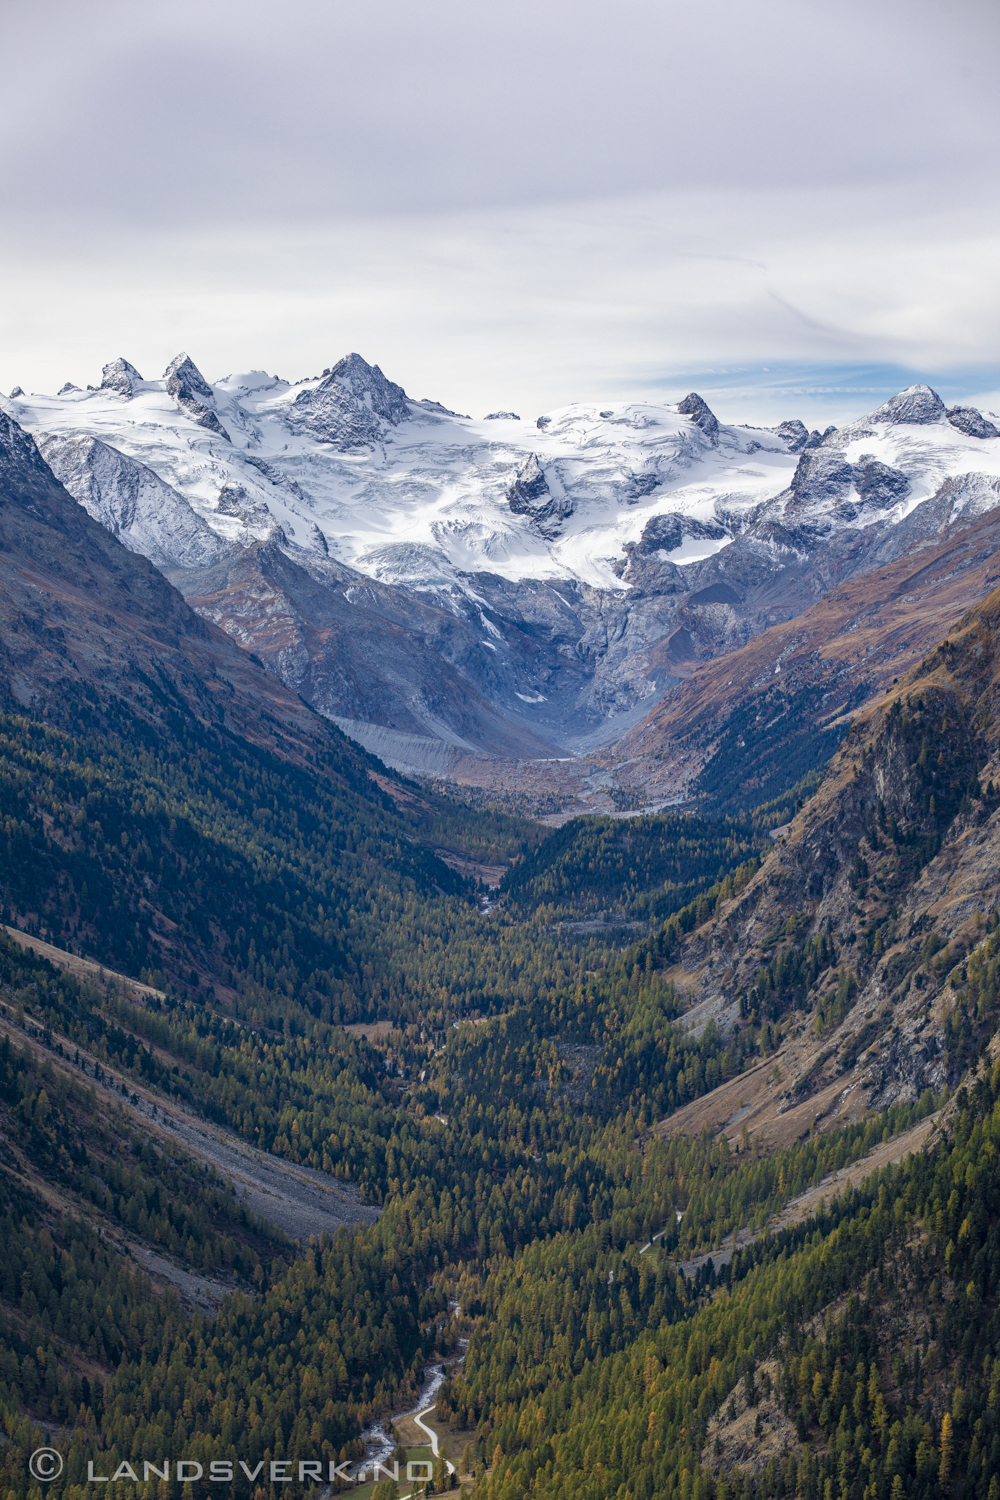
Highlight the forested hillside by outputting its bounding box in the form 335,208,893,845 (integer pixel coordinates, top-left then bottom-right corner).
3,410,1000,1500
499,811,760,923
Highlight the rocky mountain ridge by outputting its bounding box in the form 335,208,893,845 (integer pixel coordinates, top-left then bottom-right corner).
609,475,1000,811
657,585,1000,1148
0,409,367,773
5,357,1000,778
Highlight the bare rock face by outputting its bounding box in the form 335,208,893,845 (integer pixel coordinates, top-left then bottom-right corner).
173,540,561,765
506,454,573,537
868,383,946,425
164,352,230,441
634,511,728,555
947,405,1000,440
789,449,856,506
934,471,1000,524
164,353,214,404
100,358,144,398
853,454,911,510
781,449,909,525
677,391,720,441
658,587,1000,1141
774,419,809,452
288,353,410,449
0,408,56,495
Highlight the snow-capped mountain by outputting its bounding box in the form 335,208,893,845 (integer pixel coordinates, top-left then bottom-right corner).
8,351,803,585
6,353,1000,775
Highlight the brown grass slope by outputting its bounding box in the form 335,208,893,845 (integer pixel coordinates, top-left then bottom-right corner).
612,502,1000,802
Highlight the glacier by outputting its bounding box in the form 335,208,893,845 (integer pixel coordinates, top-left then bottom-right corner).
5,353,1000,776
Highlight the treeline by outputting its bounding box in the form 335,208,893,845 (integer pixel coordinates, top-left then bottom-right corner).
0,701,644,1037
690,680,850,817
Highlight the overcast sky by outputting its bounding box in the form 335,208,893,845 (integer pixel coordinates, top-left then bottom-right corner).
2,0,999,423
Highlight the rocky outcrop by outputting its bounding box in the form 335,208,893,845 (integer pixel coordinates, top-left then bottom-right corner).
771,419,839,453
287,353,410,449
632,511,729,557
789,449,856,507
947,405,1000,440
506,454,573,537
853,454,911,510
164,353,230,440
778,449,910,526
100,358,144,398
677,392,719,441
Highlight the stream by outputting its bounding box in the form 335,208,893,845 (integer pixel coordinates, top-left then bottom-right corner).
351,1301,468,1483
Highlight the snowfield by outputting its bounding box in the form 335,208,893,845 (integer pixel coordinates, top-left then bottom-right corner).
3,355,801,591
5,354,1000,772
8,353,1000,597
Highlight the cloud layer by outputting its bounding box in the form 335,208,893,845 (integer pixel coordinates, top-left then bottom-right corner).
2,0,998,419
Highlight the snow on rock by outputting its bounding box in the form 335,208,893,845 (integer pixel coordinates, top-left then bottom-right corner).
164,353,216,405
853,455,911,511
100,358,144,398
9,361,1000,603
677,392,720,442
868,383,946,426
165,352,230,441
940,472,1000,525
947,406,1000,440
38,432,232,572
8,357,1000,759
506,453,573,537
287,353,409,449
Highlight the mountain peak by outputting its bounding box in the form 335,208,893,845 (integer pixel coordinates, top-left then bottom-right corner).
867,383,945,426
288,354,410,449
163,354,229,441
319,353,410,425
677,392,720,440
164,353,214,404
100,357,144,398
